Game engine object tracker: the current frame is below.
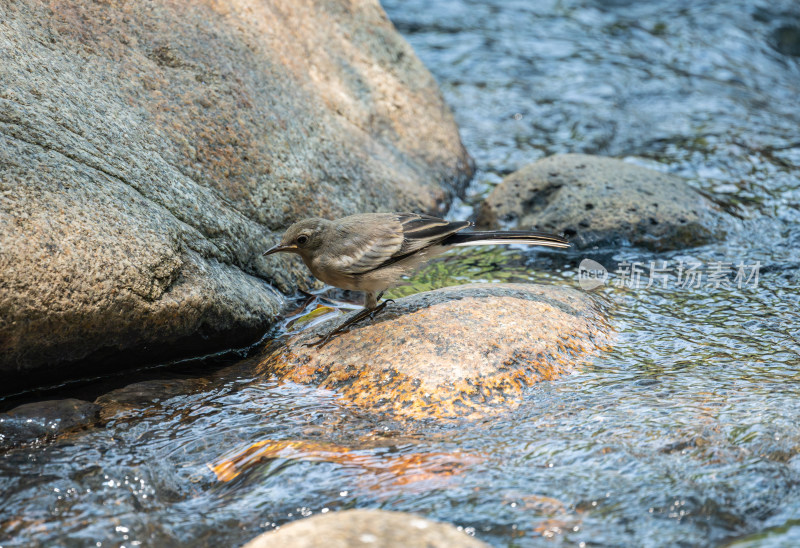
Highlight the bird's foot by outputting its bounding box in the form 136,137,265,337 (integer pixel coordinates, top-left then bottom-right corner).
368,298,394,320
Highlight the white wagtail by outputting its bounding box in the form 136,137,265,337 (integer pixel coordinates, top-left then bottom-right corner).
264,212,570,346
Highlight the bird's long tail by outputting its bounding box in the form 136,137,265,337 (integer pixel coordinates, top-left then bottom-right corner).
443,230,570,249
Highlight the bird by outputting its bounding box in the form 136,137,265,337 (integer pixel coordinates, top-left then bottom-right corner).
263,212,570,346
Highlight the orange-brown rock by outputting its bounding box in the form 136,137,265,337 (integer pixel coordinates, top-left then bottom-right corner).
0,0,471,386
260,283,611,420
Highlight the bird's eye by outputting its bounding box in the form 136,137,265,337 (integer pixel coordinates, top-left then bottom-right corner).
296,234,309,245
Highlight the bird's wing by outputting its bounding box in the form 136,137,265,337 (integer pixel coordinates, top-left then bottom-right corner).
323,214,406,275
397,213,471,254
322,213,470,275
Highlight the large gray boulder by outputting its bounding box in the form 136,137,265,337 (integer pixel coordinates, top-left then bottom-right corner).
0,0,471,384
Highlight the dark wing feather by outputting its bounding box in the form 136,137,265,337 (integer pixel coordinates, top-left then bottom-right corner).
397,213,471,253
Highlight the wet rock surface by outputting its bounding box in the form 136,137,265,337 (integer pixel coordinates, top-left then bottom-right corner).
0,398,100,448
261,283,610,420
95,378,211,420
0,0,471,384
242,509,490,548
476,154,729,250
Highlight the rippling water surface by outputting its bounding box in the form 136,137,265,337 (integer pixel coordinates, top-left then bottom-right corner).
2,0,800,546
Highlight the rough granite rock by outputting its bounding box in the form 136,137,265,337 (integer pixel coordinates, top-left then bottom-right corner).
476,154,727,250
260,283,611,420
242,509,490,548
0,0,472,384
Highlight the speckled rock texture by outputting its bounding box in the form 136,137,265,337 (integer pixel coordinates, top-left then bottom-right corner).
0,0,472,383
242,509,491,548
476,154,727,250
261,283,610,420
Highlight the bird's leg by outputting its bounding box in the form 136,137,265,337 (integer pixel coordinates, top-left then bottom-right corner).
369,291,394,319
304,291,394,348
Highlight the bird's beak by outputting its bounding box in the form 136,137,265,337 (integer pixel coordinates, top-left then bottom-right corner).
263,243,297,256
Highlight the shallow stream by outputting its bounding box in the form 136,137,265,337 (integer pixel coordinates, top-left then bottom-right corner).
2,0,800,546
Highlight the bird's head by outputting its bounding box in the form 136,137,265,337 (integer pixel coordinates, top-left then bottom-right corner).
263,217,329,260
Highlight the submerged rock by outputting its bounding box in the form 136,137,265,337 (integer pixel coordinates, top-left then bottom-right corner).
0,0,471,386
260,283,610,420
242,509,490,548
476,154,728,250
0,398,100,448
95,378,210,420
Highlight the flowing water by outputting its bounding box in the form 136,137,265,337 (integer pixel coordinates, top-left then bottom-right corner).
2,0,800,546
